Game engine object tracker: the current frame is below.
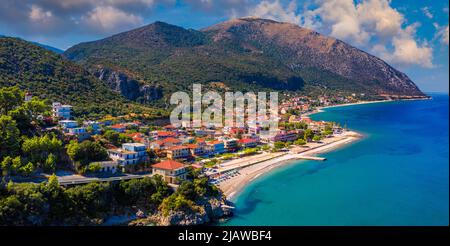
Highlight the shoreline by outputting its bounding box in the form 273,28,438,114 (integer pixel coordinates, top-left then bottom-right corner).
219,131,362,201
306,97,431,117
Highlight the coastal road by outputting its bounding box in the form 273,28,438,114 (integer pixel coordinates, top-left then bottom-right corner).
56,173,154,186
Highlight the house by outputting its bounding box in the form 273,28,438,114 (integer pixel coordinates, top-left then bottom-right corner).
127,133,149,146
223,138,238,151
24,91,32,102
186,144,204,156
52,102,72,119
108,148,140,166
270,131,299,142
167,146,191,160
67,127,91,141
153,131,177,140
91,161,119,173
108,142,148,167
152,160,187,184
206,140,226,155
59,120,78,129
238,138,259,148
122,143,148,163
84,121,101,134
194,129,215,137
110,124,126,133
149,137,181,151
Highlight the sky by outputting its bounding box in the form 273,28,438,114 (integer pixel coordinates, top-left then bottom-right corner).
0,0,448,92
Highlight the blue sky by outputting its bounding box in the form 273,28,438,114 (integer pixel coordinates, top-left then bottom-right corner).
0,0,448,92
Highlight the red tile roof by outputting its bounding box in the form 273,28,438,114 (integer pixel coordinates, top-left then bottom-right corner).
186,144,200,149
168,146,189,151
152,160,186,170
111,124,126,129
162,137,181,144
208,140,223,145
156,131,177,137
238,138,257,144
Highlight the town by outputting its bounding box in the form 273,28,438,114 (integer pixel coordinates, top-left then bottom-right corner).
1,87,362,188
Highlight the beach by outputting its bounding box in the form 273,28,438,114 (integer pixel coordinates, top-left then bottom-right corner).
218,130,362,200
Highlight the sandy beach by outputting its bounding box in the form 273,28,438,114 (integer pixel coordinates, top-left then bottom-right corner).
218,130,362,200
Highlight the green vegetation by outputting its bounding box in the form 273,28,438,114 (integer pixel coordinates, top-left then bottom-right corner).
102,130,132,147
0,38,159,118
66,140,109,173
0,175,172,225
294,139,307,146
0,173,221,225
0,87,65,176
159,177,219,216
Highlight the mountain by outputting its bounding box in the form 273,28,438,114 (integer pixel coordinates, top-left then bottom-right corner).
64,18,425,103
0,37,159,118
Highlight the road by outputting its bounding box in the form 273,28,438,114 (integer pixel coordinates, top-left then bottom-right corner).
55,173,154,186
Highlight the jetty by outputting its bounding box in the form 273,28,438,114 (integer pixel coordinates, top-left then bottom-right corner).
295,155,327,161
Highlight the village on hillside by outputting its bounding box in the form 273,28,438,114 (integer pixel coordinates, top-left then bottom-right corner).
1,87,362,189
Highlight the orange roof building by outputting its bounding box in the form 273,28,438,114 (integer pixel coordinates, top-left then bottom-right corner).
152,160,188,184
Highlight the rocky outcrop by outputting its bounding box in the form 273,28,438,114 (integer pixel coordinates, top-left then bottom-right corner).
129,197,234,226
92,67,163,103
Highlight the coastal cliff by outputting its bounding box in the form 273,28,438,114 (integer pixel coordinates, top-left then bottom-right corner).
130,195,234,226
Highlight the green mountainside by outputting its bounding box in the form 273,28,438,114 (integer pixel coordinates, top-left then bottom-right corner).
0,37,161,118
65,18,426,103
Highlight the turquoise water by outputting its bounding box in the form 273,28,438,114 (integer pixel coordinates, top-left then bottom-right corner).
224,94,449,226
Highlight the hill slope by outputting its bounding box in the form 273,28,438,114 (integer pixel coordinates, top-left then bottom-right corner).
0,37,158,117
64,18,426,102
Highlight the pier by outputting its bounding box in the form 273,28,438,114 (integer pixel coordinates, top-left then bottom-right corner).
295,155,327,161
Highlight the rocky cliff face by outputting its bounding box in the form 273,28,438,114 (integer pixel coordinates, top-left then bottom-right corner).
203,17,425,97
129,197,234,226
92,67,163,103
65,17,426,99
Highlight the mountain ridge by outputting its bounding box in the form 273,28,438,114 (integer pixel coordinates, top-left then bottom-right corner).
64,18,425,102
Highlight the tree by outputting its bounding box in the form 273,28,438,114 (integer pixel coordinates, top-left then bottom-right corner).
44,154,57,173
274,141,286,150
22,135,62,166
19,162,35,176
294,139,307,146
303,129,314,142
67,140,109,170
0,86,23,115
0,116,20,159
103,130,131,147
313,135,323,142
1,156,13,176
11,157,22,175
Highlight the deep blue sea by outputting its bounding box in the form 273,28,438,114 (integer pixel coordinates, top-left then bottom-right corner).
224,94,449,226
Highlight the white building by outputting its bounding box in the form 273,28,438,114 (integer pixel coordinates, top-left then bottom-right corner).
59,120,78,129
52,102,72,120
24,92,32,102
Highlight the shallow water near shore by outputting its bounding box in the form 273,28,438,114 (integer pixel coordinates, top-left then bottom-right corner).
223,94,449,226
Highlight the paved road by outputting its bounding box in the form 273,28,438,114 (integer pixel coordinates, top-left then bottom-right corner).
56,173,154,186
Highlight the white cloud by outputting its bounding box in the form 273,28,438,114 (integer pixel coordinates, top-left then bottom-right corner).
246,0,434,68
82,6,143,33
249,1,301,25
421,7,433,19
29,4,53,23
434,24,449,45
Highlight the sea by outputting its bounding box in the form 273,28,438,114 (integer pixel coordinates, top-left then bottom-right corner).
224,94,449,226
